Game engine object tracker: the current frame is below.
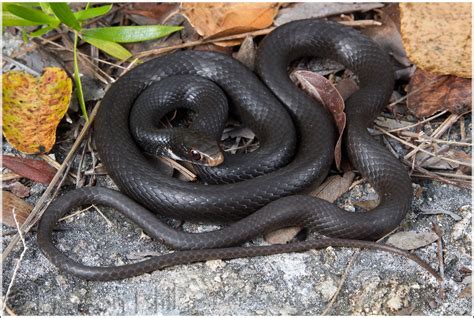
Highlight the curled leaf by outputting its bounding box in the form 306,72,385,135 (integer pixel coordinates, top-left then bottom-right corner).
292,70,347,170
2,67,72,154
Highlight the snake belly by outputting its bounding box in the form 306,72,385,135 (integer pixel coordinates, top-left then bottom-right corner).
37,19,413,280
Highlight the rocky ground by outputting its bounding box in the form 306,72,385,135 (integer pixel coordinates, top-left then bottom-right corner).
2,176,471,315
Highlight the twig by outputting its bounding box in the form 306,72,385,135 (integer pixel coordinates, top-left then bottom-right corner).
39,154,77,180
404,113,461,160
385,110,448,133
399,131,471,147
92,204,113,227
59,205,94,222
377,127,472,168
2,101,102,262
159,157,197,181
135,27,276,59
2,210,28,315
321,250,359,315
2,55,40,76
459,115,466,141
0,172,22,182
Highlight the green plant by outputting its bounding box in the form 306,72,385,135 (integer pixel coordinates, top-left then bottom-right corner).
3,2,183,120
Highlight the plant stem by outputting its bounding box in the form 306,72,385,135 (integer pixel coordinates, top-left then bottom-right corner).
73,30,88,121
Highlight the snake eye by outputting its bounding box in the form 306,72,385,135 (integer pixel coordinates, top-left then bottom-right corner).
189,149,202,162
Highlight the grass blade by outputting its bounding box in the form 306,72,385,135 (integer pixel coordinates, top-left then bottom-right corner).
49,2,81,31
74,4,112,21
82,25,183,43
82,35,132,60
4,3,58,25
2,11,44,27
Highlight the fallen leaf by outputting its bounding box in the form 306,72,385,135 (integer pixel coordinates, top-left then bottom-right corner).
334,78,359,101
266,172,355,244
292,70,346,170
264,227,302,245
124,3,179,24
419,208,462,221
2,155,57,185
400,3,471,78
386,231,438,250
310,171,356,202
233,35,256,71
180,2,279,46
2,67,72,154
353,198,380,210
275,2,384,25
406,68,472,117
1,191,32,227
4,181,30,198
374,117,414,130
361,6,410,66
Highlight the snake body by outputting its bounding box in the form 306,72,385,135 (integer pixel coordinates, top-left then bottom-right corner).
37,20,417,281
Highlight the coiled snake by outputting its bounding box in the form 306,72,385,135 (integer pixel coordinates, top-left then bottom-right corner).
37,19,440,281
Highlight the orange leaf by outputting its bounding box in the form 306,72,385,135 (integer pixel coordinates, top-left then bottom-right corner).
400,3,471,78
180,2,279,46
2,67,72,154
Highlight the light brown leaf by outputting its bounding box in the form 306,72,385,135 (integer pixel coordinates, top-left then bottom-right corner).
406,68,472,118
400,3,471,78
2,67,72,154
4,181,30,198
386,231,438,250
124,3,179,24
180,2,279,46
1,191,32,227
292,70,347,170
2,155,57,185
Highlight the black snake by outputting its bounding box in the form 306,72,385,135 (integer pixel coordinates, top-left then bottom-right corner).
37,19,439,281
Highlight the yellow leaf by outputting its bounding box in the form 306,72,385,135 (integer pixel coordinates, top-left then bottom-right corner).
180,2,279,46
2,67,72,154
400,3,471,78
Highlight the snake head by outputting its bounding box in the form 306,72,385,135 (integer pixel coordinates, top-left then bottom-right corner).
166,129,224,167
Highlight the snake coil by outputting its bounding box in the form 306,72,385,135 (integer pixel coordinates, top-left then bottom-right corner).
37,20,422,281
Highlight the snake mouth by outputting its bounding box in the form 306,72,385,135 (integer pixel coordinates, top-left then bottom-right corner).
205,151,224,166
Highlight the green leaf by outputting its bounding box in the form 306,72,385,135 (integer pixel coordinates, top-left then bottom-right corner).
81,25,183,43
5,4,58,25
2,11,44,27
49,3,81,31
30,25,55,37
74,4,112,21
82,35,132,61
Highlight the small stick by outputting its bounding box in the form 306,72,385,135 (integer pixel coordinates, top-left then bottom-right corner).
159,157,197,181
39,153,77,180
459,116,466,141
377,127,472,168
385,111,448,133
2,210,28,315
0,172,22,182
404,113,461,160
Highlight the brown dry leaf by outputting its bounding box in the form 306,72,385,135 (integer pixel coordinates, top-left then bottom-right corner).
266,172,355,244
292,70,347,170
4,181,30,198
2,155,57,185
124,3,179,24
400,3,471,78
2,67,72,154
1,191,32,227
180,2,279,46
361,6,410,66
406,68,472,117
386,231,439,250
